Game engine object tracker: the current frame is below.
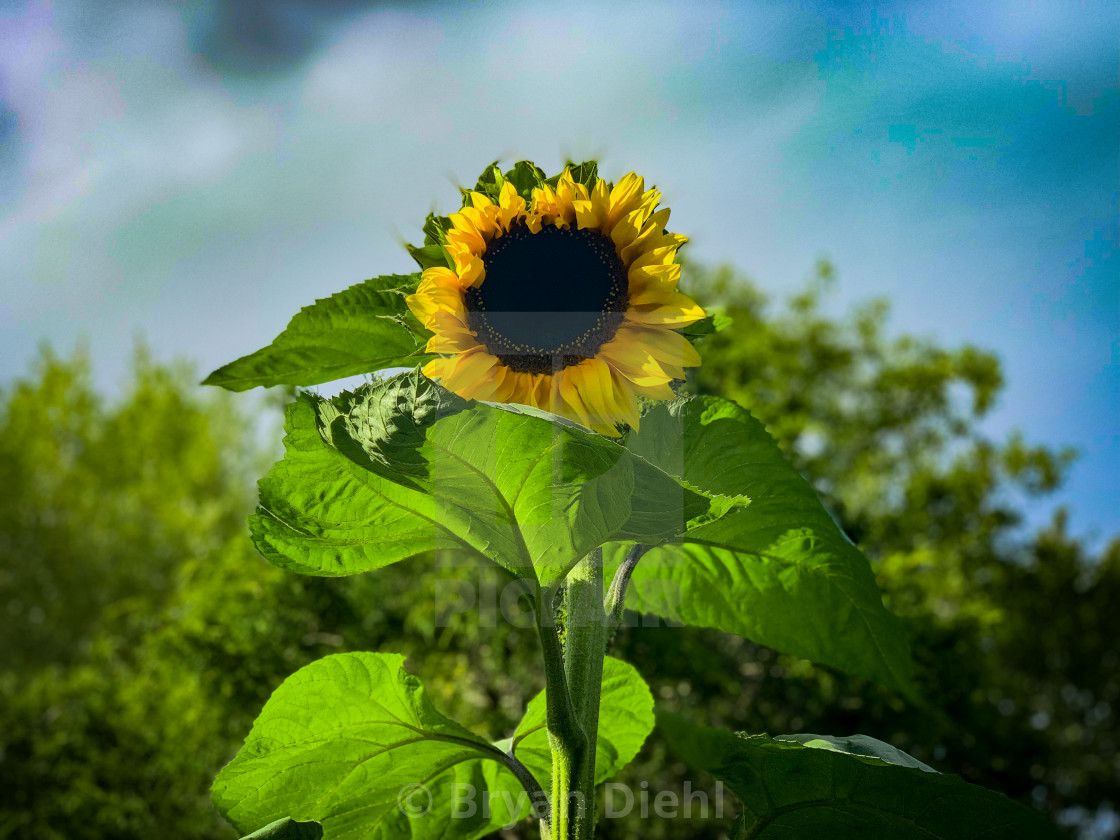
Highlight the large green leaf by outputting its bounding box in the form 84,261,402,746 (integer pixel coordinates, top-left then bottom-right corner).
203,275,432,391
658,714,1061,839
613,396,915,695
214,653,655,840
213,652,529,840
252,371,709,583
501,657,655,790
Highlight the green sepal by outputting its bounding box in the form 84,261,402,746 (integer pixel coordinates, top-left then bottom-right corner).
503,160,547,201
679,310,733,340
468,161,505,204
406,242,450,270
546,160,599,189
422,212,452,246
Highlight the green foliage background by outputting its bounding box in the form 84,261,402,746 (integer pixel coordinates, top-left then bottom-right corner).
1,263,1116,839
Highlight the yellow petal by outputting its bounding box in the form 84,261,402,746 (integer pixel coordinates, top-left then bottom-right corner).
422,358,449,379
569,360,631,431
609,207,647,253
469,191,494,211
528,374,553,412
628,242,685,273
619,207,671,265
442,347,501,400
624,301,707,328
586,360,641,429
557,372,595,429
460,255,485,288
607,172,644,225
575,179,609,231
598,340,679,387
497,181,527,230
628,262,682,296
627,325,701,369
446,227,485,258
424,317,479,354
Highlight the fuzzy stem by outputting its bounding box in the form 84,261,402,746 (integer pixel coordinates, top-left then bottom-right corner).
535,586,587,839
560,549,609,840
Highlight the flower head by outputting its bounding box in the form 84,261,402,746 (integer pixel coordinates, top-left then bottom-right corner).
407,165,705,436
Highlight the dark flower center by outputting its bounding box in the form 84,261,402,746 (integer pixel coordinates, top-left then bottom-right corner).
464,222,628,374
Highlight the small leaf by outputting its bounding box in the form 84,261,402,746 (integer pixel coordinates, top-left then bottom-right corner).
613,396,916,695
509,657,655,789
239,817,322,840
252,371,709,583
213,653,532,840
202,275,432,392
658,714,1062,840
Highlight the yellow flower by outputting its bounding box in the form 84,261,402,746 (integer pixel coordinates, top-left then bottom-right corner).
406,167,705,436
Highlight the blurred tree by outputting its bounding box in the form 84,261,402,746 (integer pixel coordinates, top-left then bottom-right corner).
0,345,257,668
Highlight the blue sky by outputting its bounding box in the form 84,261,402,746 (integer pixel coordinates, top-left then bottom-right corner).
1,0,1116,546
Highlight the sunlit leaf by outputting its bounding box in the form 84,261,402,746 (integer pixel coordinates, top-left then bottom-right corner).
252,371,709,583
613,396,916,695
202,275,432,392
213,652,530,840
214,653,655,840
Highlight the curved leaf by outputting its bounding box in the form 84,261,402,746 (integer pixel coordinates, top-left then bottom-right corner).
659,714,1061,840
614,395,915,695
203,275,432,391
253,371,709,583
213,652,529,840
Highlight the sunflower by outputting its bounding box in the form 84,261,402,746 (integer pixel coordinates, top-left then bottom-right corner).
406,166,705,436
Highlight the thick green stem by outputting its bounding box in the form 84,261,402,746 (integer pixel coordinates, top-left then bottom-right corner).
559,549,609,840
535,586,586,840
